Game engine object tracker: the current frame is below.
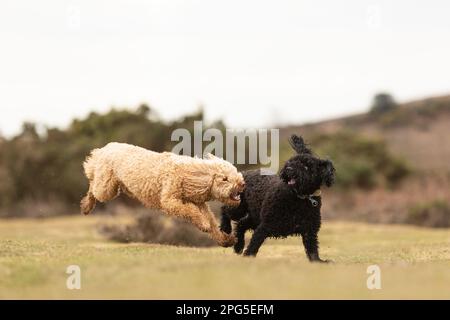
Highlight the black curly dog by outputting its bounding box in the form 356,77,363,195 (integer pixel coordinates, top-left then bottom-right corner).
220,134,335,262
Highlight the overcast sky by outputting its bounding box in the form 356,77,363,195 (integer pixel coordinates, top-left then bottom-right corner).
1,0,450,136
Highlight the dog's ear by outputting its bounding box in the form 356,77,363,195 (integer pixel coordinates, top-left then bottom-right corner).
182,169,214,199
289,134,312,154
279,165,290,182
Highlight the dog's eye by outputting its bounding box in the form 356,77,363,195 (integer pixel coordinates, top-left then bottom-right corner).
223,177,228,182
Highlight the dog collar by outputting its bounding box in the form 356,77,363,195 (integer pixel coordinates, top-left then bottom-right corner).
295,189,321,207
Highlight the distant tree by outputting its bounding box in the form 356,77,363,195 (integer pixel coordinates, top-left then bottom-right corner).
370,93,397,114
20,122,40,141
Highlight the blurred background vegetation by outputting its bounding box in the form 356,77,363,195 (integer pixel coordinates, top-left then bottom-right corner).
1,93,449,238
0,104,220,217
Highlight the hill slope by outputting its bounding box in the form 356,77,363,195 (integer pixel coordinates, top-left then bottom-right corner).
282,94,450,172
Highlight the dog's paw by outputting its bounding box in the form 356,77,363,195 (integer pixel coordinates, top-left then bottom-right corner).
233,241,245,254
220,224,232,235
218,232,237,247
311,258,333,264
242,250,256,257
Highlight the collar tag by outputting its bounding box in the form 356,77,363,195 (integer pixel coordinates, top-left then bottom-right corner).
296,189,321,207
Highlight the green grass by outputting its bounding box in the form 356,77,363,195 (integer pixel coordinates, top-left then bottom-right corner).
0,215,449,299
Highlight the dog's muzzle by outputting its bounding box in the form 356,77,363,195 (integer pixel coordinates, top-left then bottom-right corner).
229,182,245,202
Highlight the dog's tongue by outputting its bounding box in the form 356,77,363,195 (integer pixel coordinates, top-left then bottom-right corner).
288,179,296,185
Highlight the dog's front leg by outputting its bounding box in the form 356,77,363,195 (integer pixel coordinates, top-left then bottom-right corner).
301,232,329,263
160,185,212,232
219,213,232,234
243,225,268,257
198,204,236,247
161,198,211,232
234,215,252,254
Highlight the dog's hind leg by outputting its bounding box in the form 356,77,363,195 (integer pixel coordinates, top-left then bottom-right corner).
81,166,120,215
81,189,96,215
234,215,252,254
243,225,269,257
90,167,120,203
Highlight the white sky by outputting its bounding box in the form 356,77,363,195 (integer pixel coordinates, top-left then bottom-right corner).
1,0,450,136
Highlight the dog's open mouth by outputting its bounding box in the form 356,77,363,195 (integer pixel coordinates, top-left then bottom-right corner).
229,191,241,202
287,178,296,185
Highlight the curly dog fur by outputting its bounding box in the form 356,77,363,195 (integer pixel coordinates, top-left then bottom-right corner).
220,135,336,260
81,142,245,247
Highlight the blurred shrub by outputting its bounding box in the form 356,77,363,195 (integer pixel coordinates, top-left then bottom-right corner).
406,200,450,228
306,131,412,189
100,211,216,247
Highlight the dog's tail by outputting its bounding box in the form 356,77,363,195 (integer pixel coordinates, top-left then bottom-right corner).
80,148,99,215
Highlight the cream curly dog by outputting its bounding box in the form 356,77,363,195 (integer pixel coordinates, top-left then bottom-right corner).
81,142,245,247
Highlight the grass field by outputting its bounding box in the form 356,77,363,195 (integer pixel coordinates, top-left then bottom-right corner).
0,215,449,299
